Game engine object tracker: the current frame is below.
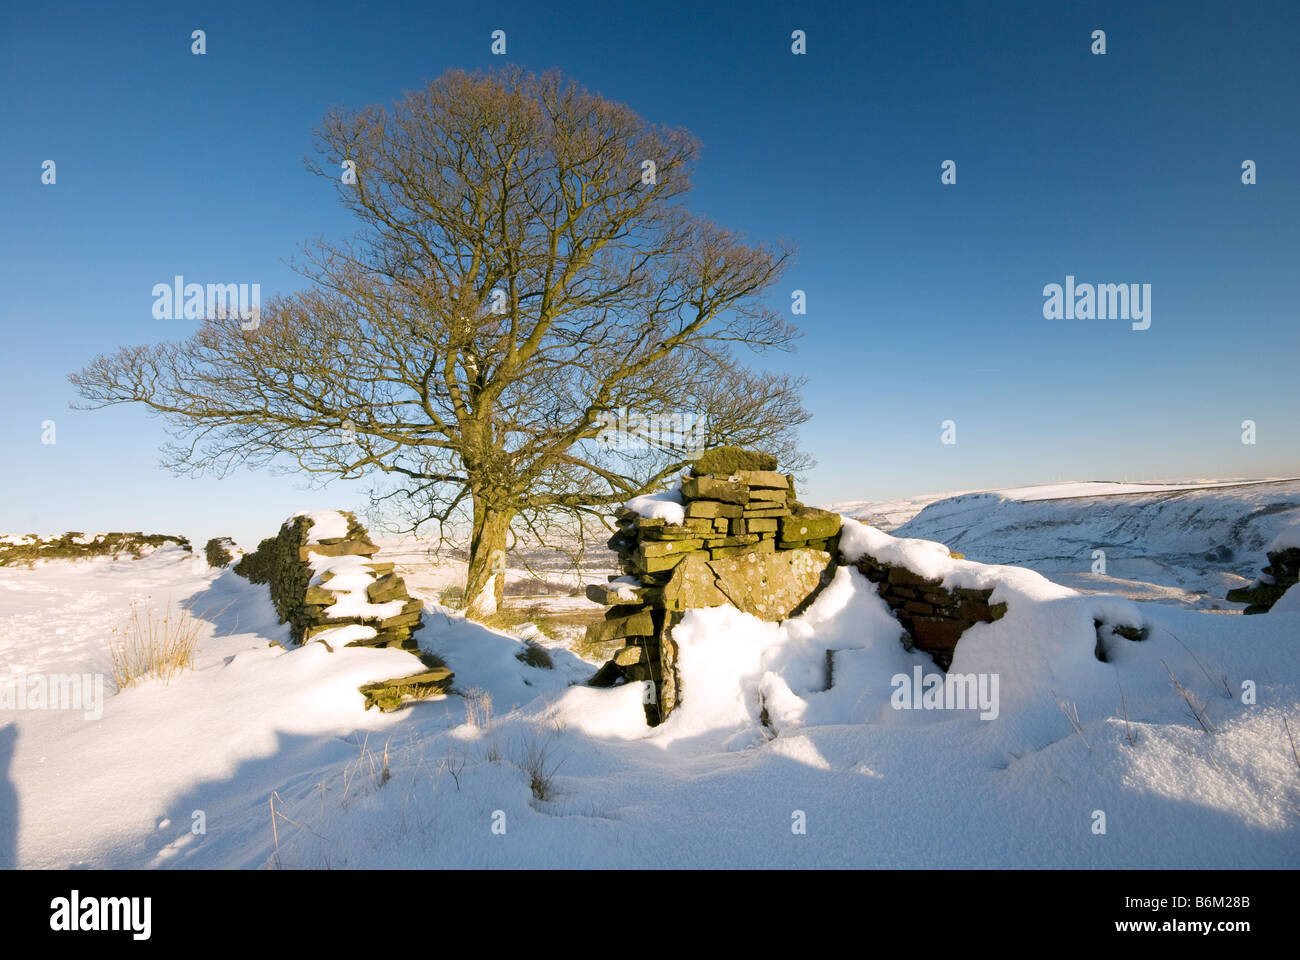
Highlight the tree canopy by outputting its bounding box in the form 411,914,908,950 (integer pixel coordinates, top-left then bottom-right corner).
71,67,810,618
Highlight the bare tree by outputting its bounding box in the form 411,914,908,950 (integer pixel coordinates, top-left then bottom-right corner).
71,67,810,619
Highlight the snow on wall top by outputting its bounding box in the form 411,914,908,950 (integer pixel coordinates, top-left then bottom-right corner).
1269,524,1300,553
837,517,1074,602
294,510,351,542
305,552,405,621
625,482,685,525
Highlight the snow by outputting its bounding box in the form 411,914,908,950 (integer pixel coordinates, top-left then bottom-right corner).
840,518,1072,602
602,576,644,603
551,683,651,740
304,552,405,621
826,490,982,530
994,478,1290,501
879,478,1300,609
3,492,1299,869
660,565,920,743
1269,524,1300,552
624,482,685,525
0,551,418,868
321,591,405,622
1271,582,1300,614
310,624,379,646
307,554,373,589
293,510,350,542
827,477,1299,531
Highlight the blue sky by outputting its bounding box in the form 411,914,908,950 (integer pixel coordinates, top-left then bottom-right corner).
1,0,1297,547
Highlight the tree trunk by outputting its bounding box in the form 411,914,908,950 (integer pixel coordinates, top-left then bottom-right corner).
464,495,514,621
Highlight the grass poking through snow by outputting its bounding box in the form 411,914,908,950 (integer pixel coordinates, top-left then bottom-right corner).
108,596,201,690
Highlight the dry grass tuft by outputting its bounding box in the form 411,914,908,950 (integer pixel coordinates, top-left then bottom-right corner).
463,687,494,730
108,596,201,689
514,726,568,802
1051,688,1091,751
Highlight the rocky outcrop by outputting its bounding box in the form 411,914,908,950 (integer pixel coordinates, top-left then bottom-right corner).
584,451,841,723
1226,546,1300,614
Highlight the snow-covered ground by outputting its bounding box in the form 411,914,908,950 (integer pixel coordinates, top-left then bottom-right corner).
2,488,1298,868
882,478,1300,610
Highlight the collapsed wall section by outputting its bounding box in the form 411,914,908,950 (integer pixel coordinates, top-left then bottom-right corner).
234,510,452,710
1226,541,1300,614
851,554,1007,670
234,510,424,649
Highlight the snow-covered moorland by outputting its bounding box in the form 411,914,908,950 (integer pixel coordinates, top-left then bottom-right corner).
836,478,1300,610
1,496,1298,870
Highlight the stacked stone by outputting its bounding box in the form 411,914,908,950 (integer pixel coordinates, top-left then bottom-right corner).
584,448,843,723
235,511,453,711
234,511,424,650
853,557,1007,670
853,553,1148,666
608,462,840,580
0,532,191,566
1226,545,1300,614
204,537,237,568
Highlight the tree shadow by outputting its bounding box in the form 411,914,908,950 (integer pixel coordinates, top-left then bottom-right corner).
180,569,288,644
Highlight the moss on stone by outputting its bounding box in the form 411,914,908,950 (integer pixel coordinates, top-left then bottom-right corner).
358,666,454,712
689,446,778,477
204,537,236,567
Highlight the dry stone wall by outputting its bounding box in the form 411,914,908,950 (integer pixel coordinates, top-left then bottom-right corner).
588,460,1296,712
851,554,1008,669
234,511,452,710
1227,545,1300,614
234,511,424,649
584,449,1028,718
204,537,237,568
0,532,190,566
583,449,843,723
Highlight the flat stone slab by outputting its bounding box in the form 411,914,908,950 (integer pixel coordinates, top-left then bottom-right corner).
741,506,790,519
779,508,841,541
299,540,379,561
585,608,656,644
359,667,453,712
632,548,696,573
685,500,744,519
639,538,705,558
661,548,835,620
586,581,651,605
731,469,789,489
681,476,750,504
689,447,778,476
367,573,410,603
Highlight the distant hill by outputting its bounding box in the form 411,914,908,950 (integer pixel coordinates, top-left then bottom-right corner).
858,478,1300,608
